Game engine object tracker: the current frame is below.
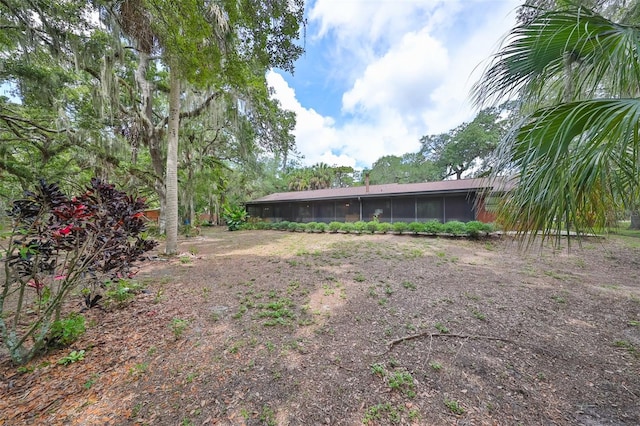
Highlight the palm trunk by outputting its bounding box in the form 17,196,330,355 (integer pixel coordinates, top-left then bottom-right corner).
165,67,180,254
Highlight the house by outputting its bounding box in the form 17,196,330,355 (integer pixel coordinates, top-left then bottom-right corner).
246,177,512,224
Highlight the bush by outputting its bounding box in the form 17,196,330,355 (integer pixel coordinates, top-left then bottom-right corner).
341,222,356,233
353,221,367,233
423,219,444,234
295,222,307,232
328,221,342,232
377,222,393,233
305,222,318,232
276,221,290,230
222,204,248,231
316,222,328,233
464,221,486,238
1,179,157,365
408,221,424,234
444,220,466,235
365,221,379,233
393,222,409,233
287,222,298,231
49,313,85,347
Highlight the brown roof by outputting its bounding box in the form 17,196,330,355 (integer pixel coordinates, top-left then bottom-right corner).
248,177,513,204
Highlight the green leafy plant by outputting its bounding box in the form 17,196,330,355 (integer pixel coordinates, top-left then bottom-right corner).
444,220,466,235
305,222,318,232
407,221,424,234
377,222,393,233
0,179,157,365
422,219,444,234
57,349,85,366
341,222,355,233
222,204,248,231
444,398,465,415
353,221,367,233
434,322,449,334
392,222,409,233
464,220,486,238
429,361,443,371
49,313,86,347
316,222,328,232
365,221,379,233
328,221,342,232
104,279,145,307
170,318,189,339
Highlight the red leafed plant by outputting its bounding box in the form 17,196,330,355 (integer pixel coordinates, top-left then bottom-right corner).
0,179,157,365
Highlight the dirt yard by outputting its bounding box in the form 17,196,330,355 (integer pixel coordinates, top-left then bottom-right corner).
1,228,639,425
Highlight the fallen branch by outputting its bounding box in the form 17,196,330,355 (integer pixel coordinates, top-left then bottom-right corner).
375,332,513,356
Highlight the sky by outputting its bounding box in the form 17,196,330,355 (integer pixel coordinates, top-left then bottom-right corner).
266,0,522,170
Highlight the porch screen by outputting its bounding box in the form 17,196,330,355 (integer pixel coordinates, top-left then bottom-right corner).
362,199,391,222
443,195,474,222
390,198,415,223
417,197,443,222
314,201,335,223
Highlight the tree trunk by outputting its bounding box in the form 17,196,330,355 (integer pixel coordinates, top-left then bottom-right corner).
631,211,640,230
165,68,180,254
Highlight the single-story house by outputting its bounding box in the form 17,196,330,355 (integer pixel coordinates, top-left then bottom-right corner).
246,177,512,224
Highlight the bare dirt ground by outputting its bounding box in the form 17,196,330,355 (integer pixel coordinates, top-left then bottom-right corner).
1,228,639,425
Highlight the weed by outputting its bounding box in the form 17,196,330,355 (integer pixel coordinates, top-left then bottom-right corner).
363,403,401,424
434,322,449,334
354,272,366,282
614,340,639,357
57,350,85,366
402,281,416,290
378,297,388,306
629,320,640,326
444,398,465,415
368,286,378,298
472,309,487,320
179,256,191,264
370,363,385,376
551,295,566,304
384,285,394,296
463,292,479,301
170,318,189,339
388,371,415,396
181,418,193,426
429,361,443,371
188,246,199,255
265,341,276,352
186,372,198,383
131,402,143,418
84,373,99,389
50,312,86,347
129,362,149,377
260,405,276,426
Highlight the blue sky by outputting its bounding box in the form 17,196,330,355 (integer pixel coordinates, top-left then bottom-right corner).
267,0,522,170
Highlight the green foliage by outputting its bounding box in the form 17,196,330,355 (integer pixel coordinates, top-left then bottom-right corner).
392,222,409,233
423,219,444,234
57,350,85,366
170,318,189,339
222,205,248,231
365,221,379,233
341,222,356,233
444,221,466,235
407,222,424,234
353,221,367,233
287,222,298,231
378,222,393,233
50,313,86,347
444,398,465,415
465,221,486,238
316,222,328,232
305,222,318,231
105,279,145,307
328,222,342,232
276,221,290,230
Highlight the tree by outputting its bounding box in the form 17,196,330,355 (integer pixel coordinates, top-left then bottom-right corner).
473,3,640,241
419,104,513,179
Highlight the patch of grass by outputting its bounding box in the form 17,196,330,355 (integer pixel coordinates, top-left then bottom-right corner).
354,272,366,282
614,340,639,357
129,362,149,377
170,318,189,339
429,361,443,371
402,281,416,290
472,309,487,320
628,320,640,326
179,256,191,264
388,370,415,397
434,322,449,334
259,405,276,426
551,295,566,304
363,403,402,424
444,398,465,415
370,363,385,376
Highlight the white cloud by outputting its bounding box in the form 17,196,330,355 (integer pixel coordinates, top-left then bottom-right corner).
269,0,521,170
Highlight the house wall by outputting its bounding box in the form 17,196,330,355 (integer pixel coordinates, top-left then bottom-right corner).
247,193,483,223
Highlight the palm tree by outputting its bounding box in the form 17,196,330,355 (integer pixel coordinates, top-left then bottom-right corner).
473,4,640,244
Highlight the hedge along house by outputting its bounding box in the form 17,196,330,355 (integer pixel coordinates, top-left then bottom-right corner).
246,177,512,224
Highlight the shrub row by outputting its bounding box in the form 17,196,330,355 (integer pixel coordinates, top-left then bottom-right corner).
244,219,494,238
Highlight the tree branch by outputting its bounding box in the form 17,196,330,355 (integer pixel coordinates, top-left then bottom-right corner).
158,90,224,130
